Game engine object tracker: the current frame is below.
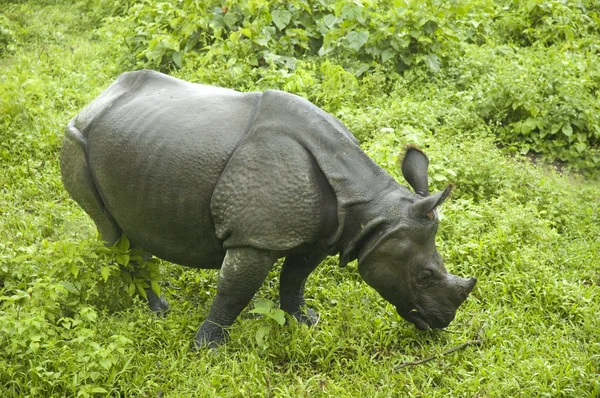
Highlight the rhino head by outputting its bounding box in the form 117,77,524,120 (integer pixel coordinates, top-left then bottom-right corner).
356,147,476,330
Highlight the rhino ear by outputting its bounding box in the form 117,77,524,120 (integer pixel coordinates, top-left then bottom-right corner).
401,146,429,197
408,185,453,219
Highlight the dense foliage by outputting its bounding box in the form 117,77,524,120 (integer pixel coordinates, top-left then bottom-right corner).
117,0,600,174
0,0,599,396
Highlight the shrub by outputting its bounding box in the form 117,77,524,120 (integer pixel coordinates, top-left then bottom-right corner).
117,0,488,74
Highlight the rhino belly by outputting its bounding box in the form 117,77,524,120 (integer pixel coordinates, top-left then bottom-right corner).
83,78,260,268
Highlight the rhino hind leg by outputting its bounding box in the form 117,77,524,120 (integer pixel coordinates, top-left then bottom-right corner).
194,247,278,349
60,118,122,244
279,253,326,326
61,120,169,314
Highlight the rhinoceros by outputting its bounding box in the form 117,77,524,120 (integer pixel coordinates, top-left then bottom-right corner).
61,70,476,347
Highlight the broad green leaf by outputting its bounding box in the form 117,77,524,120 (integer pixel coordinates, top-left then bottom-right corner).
80,307,97,322
561,123,573,137
99,357,112,371
100,266,111,282
432,173,448,182
137,283,148,299
424,53,441,73
347,30,369,52
172,51,183,68
341,5,364,22
151,280,161,297
253,36,269,46
250,298,274,314
575,142,587,153
239,28,252,39
29,341,40,353
381,49,396,63
422,20,438,34
323,14,336,29
268,309,286,326
114,235,130,252
550,123,562,135
255,325,270,346
116,254,130,266
223,11,238,29
61,281,80,294
272,9,292,30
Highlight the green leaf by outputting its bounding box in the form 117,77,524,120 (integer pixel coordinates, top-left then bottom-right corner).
255,325,270,347
381,49,396,63
114,235,130,252
29,341,40,353
250,298,274,315
575,142,587,153
80,307,98,322
269,309,286,326
136,283,148,300
550,123,562,135
116,254,130,266
422,20,438,35
223,11,238,30
561,123,573,137
341,5,363,23
424,53,441,73
172,51,183,68
100,267,111,282
347,30,369,52
61,281,80,294
253,36,269,46
151,280,161,297
432,173,448,182
99,357,112,371
323,14,337,29
272,9,292,30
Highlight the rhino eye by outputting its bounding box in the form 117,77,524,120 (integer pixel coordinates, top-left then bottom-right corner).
417,270,433,283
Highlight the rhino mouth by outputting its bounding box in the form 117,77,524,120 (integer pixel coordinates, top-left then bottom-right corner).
400,306,430,331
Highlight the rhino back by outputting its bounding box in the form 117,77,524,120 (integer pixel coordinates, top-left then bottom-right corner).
81,70,260,268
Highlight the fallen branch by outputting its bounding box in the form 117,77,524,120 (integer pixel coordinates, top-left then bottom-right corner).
396,325,485,370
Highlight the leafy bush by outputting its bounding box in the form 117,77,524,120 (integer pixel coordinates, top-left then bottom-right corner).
494,0,600,46
466,46,600,175
0,14,16,56
119,0,489,74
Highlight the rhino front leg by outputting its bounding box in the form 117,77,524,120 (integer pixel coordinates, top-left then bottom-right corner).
194,247,278,348
279,253,326,325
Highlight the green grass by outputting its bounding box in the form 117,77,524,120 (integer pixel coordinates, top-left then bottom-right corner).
1,1,599,397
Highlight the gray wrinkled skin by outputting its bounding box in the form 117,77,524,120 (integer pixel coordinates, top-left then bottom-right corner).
61,70,476,347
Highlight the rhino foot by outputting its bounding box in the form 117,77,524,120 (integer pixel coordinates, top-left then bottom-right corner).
291,307,319,326
193,322,228,350
145,287,170,316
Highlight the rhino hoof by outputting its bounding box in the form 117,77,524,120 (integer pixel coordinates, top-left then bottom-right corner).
148,296,170,317
193,322,228,350
292,308,319,326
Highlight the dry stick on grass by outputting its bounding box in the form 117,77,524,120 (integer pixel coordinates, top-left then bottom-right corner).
396,325,485,370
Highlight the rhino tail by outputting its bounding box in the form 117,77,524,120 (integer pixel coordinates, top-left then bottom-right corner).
60,118,122,244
